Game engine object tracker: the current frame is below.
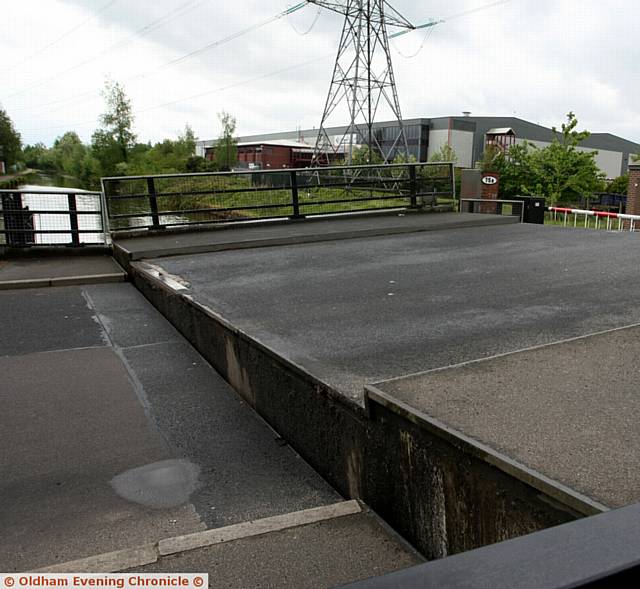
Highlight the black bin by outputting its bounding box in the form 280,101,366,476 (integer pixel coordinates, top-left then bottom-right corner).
512,195,546,224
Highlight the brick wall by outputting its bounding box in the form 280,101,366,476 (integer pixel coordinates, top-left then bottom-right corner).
627,164,640,218
479,172,500,213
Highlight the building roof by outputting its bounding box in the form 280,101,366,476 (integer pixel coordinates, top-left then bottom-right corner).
486,127,515,135
237,139,314,149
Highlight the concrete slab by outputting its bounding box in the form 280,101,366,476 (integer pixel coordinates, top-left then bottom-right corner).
0,283,340,571
129,511,423,588
0,287,106,356
371,325,640,509
0,255,125,288
0,346,204,572
146,223,640,399
119,340,340,528
114,212,517,261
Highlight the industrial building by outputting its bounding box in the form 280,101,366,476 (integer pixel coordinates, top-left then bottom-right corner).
196,115,640,178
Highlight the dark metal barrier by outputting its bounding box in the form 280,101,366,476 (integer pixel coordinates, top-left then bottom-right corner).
337,502,640,589
459,198,525,221
0,189,107,247
102,162,455,233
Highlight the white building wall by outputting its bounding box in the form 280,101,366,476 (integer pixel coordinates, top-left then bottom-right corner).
427,130,450,160
449,130,474,168
515,138,623,178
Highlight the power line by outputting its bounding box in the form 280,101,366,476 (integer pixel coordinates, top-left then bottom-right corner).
286,4,322,36
18,53,332,134
2,0,209,101
0,0,118,75
6,1,310,114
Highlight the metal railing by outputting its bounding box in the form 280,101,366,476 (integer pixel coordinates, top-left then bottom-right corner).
0,189,108,247
459,198,525,221
548,206,640,231
102,162,456,234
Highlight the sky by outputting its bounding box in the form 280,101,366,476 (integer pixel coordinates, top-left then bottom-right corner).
0,0,638,147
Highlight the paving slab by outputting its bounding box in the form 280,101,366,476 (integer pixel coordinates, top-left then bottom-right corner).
0,286,106,356
114,212,517,260
371,324,640,509
0,255,125,288
130,511,423,588
146,223,640,399
0,283,339,571
0,346,204,572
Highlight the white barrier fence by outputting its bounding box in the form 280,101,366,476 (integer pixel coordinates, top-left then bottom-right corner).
547,206,639,232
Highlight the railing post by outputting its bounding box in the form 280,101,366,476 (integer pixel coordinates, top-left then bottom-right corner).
147,177,161,229
409,164,417,207
67,193,81,246
290,170,301,219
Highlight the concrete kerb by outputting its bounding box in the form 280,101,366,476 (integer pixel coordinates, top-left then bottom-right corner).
364,384,608,517
0,273,126,290
32,501,361,574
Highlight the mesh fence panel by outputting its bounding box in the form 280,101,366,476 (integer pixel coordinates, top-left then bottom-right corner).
104,163,455,232
0,190,105,246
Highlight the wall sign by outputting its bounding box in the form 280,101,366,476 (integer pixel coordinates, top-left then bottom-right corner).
482,175,498,185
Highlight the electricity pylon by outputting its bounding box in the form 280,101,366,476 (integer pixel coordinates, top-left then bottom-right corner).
307,1,437,166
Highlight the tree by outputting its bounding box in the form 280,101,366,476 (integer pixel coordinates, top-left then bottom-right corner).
215,112,237,171
124,125,199,175
23,142,55,170
607,174,628,195
484,142,538,198
52,131,87,177
527,112,604,204
0,107,22,169
350,144,384,166
430,143,458,164
92,79,136,172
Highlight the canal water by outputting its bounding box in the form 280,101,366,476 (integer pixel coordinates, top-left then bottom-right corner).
17,185,105,245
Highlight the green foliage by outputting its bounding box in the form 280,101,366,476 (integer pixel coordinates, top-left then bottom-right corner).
479,113,605,205
98,79,136,162
23,142,56,170
124,125,199,175
606,174,628,195
392,152,417,164
0,107,22,169
90,79,137,177
528,113,604,204
430,143,458,164
633,153,640,163
350,145,384,165
215,112,237,171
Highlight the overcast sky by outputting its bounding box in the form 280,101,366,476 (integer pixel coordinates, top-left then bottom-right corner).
1,0,638,147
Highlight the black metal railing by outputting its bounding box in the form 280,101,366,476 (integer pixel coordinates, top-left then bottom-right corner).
460,198,525,220
0,189,107,247
102,162,456,233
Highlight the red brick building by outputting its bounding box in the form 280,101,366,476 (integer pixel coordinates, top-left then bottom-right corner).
205,140,315,170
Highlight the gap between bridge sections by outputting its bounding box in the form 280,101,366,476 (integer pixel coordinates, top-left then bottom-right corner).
112,211,518,264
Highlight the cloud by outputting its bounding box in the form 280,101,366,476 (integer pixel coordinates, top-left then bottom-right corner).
1,0,638,148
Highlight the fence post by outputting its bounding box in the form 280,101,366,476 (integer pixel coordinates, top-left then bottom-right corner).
290,170,301,219
147,177,161,229
408,165,417,207
67,193,81,246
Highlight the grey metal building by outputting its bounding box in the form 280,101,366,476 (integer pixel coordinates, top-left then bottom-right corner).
196,115,640,178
